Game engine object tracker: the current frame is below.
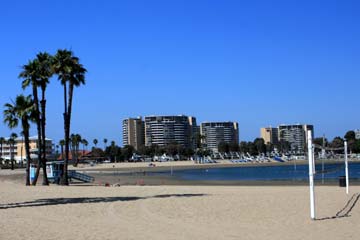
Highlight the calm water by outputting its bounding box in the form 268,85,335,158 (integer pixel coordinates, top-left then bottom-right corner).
154,162,360,181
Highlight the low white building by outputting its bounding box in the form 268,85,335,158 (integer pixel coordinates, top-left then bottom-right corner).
0,136,53,163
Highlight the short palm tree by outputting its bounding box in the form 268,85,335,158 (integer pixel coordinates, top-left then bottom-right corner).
93,139,98,147
4,95,35,185
104,138,108,149
59,139,65,161
71,133,82,167
81,139,88,156
6,133,18,171
7,135,16,170
53,49,86,185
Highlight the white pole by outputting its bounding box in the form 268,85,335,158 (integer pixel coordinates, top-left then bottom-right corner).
344,141,349,195
307,130,316,220
312,144,315,174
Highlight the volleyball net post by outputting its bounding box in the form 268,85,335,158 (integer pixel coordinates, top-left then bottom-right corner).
307,130,316,220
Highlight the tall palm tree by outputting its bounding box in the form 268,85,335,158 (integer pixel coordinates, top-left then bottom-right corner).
36,52,53,185
53,49,86,185
19,59,48,185
93,139,98,147
0,137,5,162
4,95,35,184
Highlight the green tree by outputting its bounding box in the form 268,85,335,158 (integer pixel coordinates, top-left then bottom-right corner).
105,141,121,162
93,139,98,147
344,131,356,141
218,141,229,153
228,142,240,152
53,49,86,185
239,141,249,154
330,136,344,152
165,141,179,156
3,95,34,184
343,131,356,153
248,142,257,156
279,140,291,153
122,145,135,160
353,140,360,153
254,138,266,154
265,143,274,154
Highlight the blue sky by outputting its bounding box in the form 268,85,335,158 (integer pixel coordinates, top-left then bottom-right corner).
0,0,359,146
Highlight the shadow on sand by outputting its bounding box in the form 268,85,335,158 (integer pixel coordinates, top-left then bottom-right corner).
0,194,207,210
316,193,360,221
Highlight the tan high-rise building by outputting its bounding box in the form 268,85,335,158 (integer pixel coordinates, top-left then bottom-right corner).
122,117,145,150
260,127,279,145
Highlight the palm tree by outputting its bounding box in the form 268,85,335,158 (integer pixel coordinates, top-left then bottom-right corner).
93,139,98,147
71,134,82,167
4,95,35,184
81,139,88,156
0,137,5,162
103,138,108,149
53,49,86,185
59,139,65,160
20,59,48,185
6,133,18,171
36,52,53,185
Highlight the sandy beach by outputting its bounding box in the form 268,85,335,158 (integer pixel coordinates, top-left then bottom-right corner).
0,173,360,240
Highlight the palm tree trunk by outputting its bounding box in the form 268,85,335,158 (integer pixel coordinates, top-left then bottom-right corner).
10,143,14,170
22,119,31,186
31,84,42,185
60,84,69,185
64,84,74,178
61,145,64,160
71,140,75,166
74,142,80,167
40,89,49,185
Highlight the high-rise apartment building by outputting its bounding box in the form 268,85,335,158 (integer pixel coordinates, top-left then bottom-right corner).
200,122,239,152
144,115,197,149
278,124,314,153
122,117,145,150
260,127,279,145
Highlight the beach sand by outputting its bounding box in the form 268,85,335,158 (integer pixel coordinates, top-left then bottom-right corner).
0,177,359,240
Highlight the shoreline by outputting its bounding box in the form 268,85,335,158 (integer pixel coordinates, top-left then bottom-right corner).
70,158,360,173
2,159,359,187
